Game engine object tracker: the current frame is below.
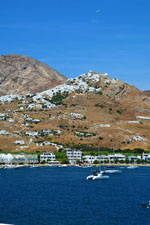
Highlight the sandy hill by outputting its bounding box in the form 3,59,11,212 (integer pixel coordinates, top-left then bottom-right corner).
0,71,150,152
0,54,66,95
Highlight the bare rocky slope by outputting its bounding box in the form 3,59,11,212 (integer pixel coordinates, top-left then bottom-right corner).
0,54,66,95
0,71,150,152
143,90,150,96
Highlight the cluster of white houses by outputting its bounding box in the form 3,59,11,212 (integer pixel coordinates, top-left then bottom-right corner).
66,151,150,164
0,151,150,165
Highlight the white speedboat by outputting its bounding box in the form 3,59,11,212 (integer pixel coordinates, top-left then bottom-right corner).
0,224,14,225
86,170,98,180
127,165,138,169
58,164,67,168
86,174,95,180
80,165,92,168
86,147,109,180
86,170,109,180
4,164,19,169
30,164,39,168
92,174,109,180
92,171,109,180
103,169,122,174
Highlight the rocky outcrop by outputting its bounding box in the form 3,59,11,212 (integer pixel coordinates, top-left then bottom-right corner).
0,54,67,95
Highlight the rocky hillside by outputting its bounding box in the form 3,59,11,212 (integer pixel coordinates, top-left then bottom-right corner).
0,71,150,152
143,90,150,96
0,54,66,95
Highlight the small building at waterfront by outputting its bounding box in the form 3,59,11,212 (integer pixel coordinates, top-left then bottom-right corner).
97,155,109,162
83,155,97,164
108,154,126,162
40,152,56,162
142,152,150,161
66,149,82,164
83,153,126,164
128,155,141,162
0,153,38,165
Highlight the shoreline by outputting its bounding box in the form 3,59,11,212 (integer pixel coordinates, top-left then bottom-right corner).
0,163,150,168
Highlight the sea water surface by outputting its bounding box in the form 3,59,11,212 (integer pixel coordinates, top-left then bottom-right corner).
0,166,150,225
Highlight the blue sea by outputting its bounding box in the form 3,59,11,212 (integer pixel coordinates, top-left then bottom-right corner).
0,166,150,225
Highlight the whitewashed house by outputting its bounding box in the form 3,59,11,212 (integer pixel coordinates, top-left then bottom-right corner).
142,152,150,161
97,155,109,162
83,155,109,164
128,155,138,162
40,152,56,162
66,149,82,164
83,155,97,164
108,154,126,162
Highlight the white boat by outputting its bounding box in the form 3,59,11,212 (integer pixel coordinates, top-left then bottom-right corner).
103,169,122,174
58,164,67,167
80,165,92,168
127,165,138,169
86,170,109,180
3,164,19,169
30,164,39,168
93,172,109,180
86,147,109,180
86,174,95,180
0,223,14,225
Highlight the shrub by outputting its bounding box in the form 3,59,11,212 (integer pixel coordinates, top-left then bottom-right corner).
94,104,104,108
97,91,103,95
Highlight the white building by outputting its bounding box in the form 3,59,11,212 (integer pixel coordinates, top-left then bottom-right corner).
15,140,25,145
83,153,126,164
83,155,109,164
66,149,82,164
128,155,138,162
83,155,97,164
97,155,109,162
0,153,13,163
108,154,126,162
40,152,56,162
142,153,150,161
0,153,38,164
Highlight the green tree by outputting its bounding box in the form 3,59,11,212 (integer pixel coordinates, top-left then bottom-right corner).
61,158,69,164
76,159,81,164
93,160,98,164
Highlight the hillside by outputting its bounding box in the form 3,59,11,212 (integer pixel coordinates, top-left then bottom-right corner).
0,54,66,95
0,71,150,152
143,90,150,96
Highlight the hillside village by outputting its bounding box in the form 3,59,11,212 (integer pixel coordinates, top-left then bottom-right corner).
0,70,150,156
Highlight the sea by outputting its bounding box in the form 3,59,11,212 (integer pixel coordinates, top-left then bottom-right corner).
0,166,150,225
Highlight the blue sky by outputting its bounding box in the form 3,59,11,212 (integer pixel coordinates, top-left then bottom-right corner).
0,0,150,90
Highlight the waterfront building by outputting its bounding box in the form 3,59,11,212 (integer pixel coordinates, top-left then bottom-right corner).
66,149,82,164
12,153,26,164
40,152,56,162
83,155,109,164
128,155,138,162
97,155,109,162
0,153,38,164
83,154,126,164
142,152,150,161
0,153,13,164
108,154,126,162
25,154,38,164
83,155,97,164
